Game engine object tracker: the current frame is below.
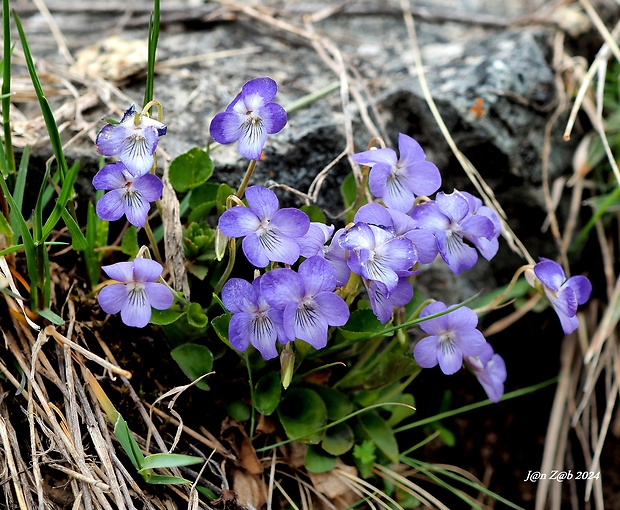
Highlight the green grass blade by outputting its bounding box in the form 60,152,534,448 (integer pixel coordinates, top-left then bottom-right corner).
61,208,88,250
3,0,15,175
10,145,29,243
143,0,160,106
41,161,80,242
13,10,68,178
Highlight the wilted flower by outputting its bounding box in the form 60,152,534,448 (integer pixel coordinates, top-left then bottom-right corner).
260,256,350,350
93,161,164,227
221,276,286,360
525,258,592,334
96,104,167,176
217,186,310,268
410,190,499,274
98,259,173,328
209,77,287,160
352,133,441,212
413,301,486,375
465,343,507,403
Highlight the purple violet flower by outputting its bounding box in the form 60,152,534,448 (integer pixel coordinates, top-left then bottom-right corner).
355,203,438,264
297,222,335,258
209,77,288,160
465,343,507,403
92,161,164,227
297,224,351,286
413,301,486,375
217,186,310,268
221,276,286,360
339,221,416,295
365,278,413,324
352,133,441,213
96,104,167,176
410,190,498,274
525,258,592,334
259,256,350,350
98,259,173,328
461,191,502,261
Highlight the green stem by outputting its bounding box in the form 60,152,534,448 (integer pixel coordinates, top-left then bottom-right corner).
213,238,236,295
235,159,257,199
143,218,162,265
244,352,256,438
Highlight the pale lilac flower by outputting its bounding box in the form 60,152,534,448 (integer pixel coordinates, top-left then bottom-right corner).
413,301,486,375
410,190,498,274
460,191,502,261
93,161,164,227
98,259,173,328
96,104,167,176
210,77,287,160
525,258,592,334
352,134,441,212
339,222,416,295
365,278,413,324
355,203,438,264
297,224,351,286
221,276,286,360
260,256,349,350
218,186,310,268
465,343,506,403
297,222,335,258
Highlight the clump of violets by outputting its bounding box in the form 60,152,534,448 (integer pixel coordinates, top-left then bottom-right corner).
92,161,164,227
98,258,174,328
352,133,441,213
217,186,310,268
413,301,487,375
209,77,287,160
96,104,167,176
525,258,592,334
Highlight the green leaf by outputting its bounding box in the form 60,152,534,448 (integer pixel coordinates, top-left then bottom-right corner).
150,305,186,326
0,208,12,237
308,385,353,421
84,199,109,287
340,172,357,209
305,444,337,474
357,411,399,462
143,0,160,106
352,440,376,479
365,353,420,390
211,313,231,345
139,453,203,472
189,181,220,210
41,162,80,242
254,372,282,416
278,387,327,444
321,422,354,456
169,148,214,192
143,474,191,485
300,204,326,224
186,301,208,328
37,308,63,325
113,414,145,470
338,309,387,340
170,343,213,391
61,208,88,250
225,400,251,421
187,262,210,280
121,226,139,257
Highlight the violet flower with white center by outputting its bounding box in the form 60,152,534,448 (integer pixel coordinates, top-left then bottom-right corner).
339,221,416,295
365,277,413,324
355,203,437,264
209,77,287,160
525,258,592,334
96,104,167,176
260,256,350,350
460,191,502,260
221,276,286,360
297,222,335,258
98,258,173,328
218,186,310,268
352,133,441,213
410,190,497,274
93,161,164,227
465,343,507,403
413,301,486,375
